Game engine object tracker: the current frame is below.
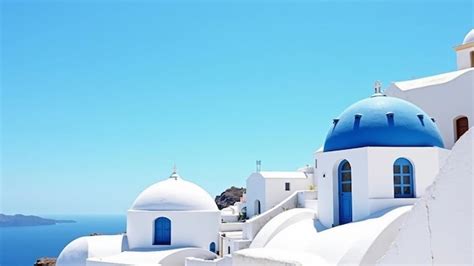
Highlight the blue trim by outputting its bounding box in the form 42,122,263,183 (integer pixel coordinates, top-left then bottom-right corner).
154,217,171,245
393,158,414,198
338,160,352,225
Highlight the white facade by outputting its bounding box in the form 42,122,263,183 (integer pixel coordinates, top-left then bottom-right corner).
315,146,449,228
386,68,473,150
245,171,313,218
127,173,220,251
386,29,474,149
56,28,474,266
379,129,473,265
455,29,474,70
127,210,220,250
57,171,221,266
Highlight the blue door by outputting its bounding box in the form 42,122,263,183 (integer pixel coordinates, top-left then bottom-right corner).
338,160,352,225
154,217,171,245
210,242,216,253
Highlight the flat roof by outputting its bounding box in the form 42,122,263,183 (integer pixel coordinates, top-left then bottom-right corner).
258,171,308,179
393,68,472,91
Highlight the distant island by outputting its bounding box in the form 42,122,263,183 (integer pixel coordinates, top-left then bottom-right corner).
0,213,75,227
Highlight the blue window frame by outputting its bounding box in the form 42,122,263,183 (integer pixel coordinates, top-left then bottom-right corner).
154,217,171,245
210,242,216,253
393,158,414,198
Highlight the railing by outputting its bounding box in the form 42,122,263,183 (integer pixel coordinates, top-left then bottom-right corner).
242,190,317,240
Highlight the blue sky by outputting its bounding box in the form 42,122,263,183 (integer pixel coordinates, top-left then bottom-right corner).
1,0,472,215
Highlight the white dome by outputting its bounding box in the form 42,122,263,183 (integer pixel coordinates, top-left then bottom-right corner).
56,237,89,266
131,173,218,211
462,29,474,44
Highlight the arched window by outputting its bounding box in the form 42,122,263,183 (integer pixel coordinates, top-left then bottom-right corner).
254,200,261,215
153,217,171,245
393,158,414,198
455,116,469,141
209,242,216,253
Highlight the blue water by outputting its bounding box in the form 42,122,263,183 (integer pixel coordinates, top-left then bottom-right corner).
0,215,125,266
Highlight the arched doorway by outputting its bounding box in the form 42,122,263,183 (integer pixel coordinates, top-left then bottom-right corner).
338,160,352,225
209,242,216,253
254,200,261,215
393,158,414,198
455,116,469,141
153,217,171,245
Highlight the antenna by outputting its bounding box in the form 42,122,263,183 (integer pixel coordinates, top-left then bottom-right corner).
256,160,261,173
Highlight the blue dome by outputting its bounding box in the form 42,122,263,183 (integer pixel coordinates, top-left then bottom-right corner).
323,94,444,152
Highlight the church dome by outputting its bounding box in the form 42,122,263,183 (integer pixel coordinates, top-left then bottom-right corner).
462,29,474,44
131,172,218,211
56,237,89,265
323,92,444,152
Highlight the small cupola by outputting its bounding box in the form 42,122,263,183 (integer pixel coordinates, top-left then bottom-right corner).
455,29,474,70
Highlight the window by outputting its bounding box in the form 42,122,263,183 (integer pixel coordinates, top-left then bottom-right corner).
315,159,318,168
153,217,171,245
209,242,216,253
393,158,414,198
285,182,290,191
471,51,474,67
254,200,261,215
227,246,231,254
339,161,352,192
456,116,469,141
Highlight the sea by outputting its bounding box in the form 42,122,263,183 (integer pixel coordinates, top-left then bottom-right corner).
0,215,126,266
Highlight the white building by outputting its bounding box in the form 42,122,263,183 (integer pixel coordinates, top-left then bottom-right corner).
386,29,473,149
245,169,313,218
56,29,474,266
57,171,220,266
315,88,449,227
230,28,473,266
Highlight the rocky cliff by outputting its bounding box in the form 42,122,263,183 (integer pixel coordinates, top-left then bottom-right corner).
215,186,245,210
34,257,56,266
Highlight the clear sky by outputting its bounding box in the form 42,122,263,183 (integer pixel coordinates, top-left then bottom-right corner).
1,0,472,215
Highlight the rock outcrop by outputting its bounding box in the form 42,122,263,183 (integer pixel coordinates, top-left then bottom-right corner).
34,257,56,266
215,186,245,210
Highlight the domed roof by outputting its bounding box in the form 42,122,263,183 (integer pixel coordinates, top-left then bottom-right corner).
56,237,89,265
131,172,218,211
462,29,474,44
323,92,444,152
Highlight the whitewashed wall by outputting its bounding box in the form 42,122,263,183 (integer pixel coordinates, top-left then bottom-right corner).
315,146,449,228
246,172,312,218
378,129,473,265
456,45,474,70
264,178,311,212
245,173,265,218
127,210,220,251
315,147,368,227
386,69,473,149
